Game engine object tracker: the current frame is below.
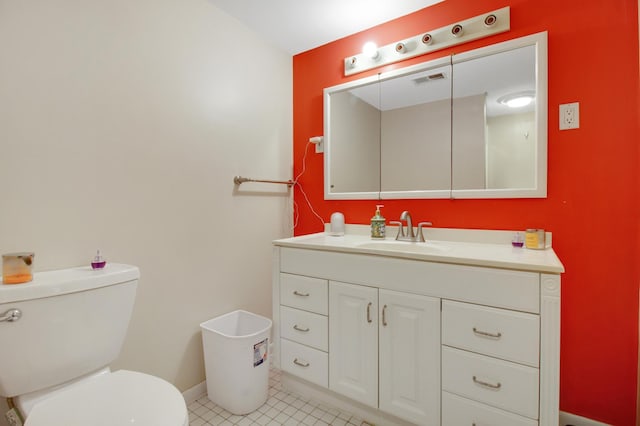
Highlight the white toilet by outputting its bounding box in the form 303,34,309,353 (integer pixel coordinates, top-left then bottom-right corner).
0,263,188,426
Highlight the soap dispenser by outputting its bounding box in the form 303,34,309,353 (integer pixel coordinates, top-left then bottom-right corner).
370,205,386,239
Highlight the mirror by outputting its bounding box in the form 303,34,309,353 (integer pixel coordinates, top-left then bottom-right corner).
379,59,452,199
325,73,381,199
324,32,547,200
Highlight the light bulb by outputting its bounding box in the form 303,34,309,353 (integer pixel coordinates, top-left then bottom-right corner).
498,92,535,108
362,42,379,59
505,96,533,108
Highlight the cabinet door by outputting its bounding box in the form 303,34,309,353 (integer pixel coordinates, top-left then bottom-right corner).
379,289,441,425
329,281,378,408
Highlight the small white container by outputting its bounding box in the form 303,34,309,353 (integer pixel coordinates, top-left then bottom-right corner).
200,310,272,414
329,212,345,236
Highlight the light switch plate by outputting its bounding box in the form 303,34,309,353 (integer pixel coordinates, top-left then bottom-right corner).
559,102,580,130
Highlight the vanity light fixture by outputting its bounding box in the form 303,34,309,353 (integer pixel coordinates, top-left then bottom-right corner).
344,6,511,76
362,41,380,59
498,91,536,108
395,42,409,54
451,24,464,38
484,14,498,27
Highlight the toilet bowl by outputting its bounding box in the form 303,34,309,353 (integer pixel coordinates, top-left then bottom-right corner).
0,264,188,425
23,370,188,426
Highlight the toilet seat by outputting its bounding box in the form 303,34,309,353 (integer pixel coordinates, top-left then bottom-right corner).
25,370,188,426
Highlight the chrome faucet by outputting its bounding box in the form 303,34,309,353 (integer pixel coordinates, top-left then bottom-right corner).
390,211,432,242
400,211,415,240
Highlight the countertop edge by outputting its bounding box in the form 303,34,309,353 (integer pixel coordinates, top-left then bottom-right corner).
273,232,565,274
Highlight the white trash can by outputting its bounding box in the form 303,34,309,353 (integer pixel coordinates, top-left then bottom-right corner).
200,310,272,415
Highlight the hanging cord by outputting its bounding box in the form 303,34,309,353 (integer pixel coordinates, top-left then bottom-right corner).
291,141,325,231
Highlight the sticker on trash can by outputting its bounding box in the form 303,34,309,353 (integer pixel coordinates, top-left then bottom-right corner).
253,338,268,367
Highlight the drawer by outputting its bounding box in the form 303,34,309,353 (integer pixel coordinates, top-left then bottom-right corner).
280,338,328,388
442,346,539,419
280,273,328,315
442,300,540,367
280,247,540,313
280,306,328,351
442,392,538,426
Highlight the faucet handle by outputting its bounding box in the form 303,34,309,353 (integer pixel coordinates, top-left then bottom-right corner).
417,222,433,242
389,221,404,240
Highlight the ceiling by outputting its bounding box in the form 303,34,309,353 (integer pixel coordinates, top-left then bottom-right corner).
207,0,445,55
344,45,536,117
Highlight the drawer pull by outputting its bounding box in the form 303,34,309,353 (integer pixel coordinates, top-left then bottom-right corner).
293,290,310,297
472,327,502,339
472,375,502,390
293,358,310,367
382,304,388,326
367,302,373,323
293,324,310,332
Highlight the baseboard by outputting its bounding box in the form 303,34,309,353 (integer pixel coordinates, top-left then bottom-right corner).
560,411,610,426
182,381,207,405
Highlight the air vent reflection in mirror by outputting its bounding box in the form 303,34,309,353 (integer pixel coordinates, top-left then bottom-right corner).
413,73,446,85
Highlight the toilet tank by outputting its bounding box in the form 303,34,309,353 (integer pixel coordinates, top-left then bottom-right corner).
0,264,139,397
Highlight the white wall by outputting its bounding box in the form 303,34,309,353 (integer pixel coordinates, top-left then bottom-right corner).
487,112,536,189
0,0,292,422
452,94,487,190
330,92,380,193
381,99,451,191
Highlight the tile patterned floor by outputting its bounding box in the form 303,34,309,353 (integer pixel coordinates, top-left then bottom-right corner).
188,370,368,426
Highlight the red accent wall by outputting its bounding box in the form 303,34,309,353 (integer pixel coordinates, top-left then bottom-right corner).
293,0,640,424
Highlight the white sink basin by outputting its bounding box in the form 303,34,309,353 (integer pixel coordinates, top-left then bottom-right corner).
355,239,451,254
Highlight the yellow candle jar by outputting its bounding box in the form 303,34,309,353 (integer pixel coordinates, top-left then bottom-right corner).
525,229,545,250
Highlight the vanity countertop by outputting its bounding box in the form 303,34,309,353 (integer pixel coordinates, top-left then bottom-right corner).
274,226,564,274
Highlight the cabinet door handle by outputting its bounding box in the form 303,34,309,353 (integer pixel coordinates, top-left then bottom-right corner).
472,375,502,390
293,324,310,332
382,304,388,326
293,290,310,297
366,302,372,323
293,358,310,367
473,327,502,339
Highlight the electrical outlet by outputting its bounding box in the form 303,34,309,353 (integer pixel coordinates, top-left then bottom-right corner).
560,102,580,130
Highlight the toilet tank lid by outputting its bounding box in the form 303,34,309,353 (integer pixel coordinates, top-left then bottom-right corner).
0,263,140,304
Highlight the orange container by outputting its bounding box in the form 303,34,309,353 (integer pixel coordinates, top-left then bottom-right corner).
2,252,34,284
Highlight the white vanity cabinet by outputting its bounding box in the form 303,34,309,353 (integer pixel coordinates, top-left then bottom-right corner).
329,282,378,406
278,273,329,388
378,289,440,424
329,282,440,424
272,231,562,426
